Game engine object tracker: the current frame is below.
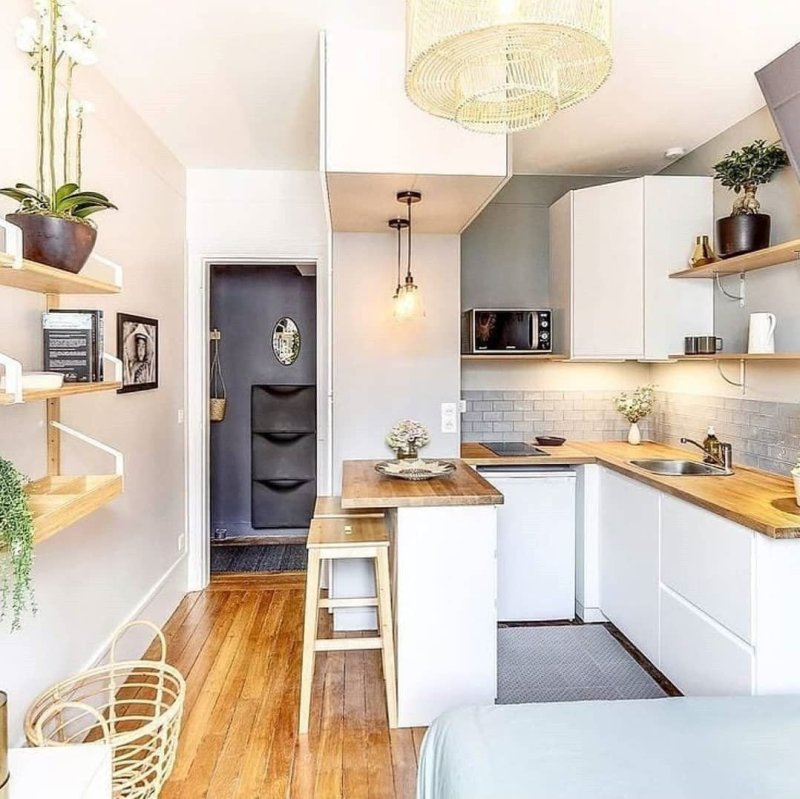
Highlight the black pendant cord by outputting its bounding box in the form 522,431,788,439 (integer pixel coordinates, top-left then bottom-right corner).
406,197,413,282
396,219,402,294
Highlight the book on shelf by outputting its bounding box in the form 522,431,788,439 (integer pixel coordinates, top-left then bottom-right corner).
42,310,104,383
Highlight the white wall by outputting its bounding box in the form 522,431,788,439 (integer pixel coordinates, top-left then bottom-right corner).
0,0,187,739
332,233,461,488
185,169,330,584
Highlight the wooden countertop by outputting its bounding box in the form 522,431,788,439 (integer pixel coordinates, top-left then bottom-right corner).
461,440,800,539
341,459,504,509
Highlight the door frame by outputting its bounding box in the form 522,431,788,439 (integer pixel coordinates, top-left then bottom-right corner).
186,254,332,592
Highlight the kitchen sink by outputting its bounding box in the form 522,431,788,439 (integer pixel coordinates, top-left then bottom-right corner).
628,459,734,477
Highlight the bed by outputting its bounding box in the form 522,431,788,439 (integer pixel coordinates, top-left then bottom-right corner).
417,696,800,799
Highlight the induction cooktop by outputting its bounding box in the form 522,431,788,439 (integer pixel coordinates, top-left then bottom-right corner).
483,442,550,457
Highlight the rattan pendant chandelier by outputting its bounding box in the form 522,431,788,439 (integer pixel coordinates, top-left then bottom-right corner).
405,0,613,134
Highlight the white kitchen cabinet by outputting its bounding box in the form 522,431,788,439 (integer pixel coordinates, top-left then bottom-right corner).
660,587,754,696
599,468,661,665
549,176,713,360
661,495,754,644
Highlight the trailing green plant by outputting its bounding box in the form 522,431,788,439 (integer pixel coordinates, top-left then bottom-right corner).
713,139,789,216
1,0,116,224
0,456,36,631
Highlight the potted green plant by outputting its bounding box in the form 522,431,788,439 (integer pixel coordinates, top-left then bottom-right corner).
0,456,35,631
713,139,789,258
0,1,116,274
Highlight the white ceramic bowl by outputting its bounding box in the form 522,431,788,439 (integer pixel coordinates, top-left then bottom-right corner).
21,372,65,390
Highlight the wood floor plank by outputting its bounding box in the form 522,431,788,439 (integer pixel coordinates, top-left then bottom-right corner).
154,573,422,799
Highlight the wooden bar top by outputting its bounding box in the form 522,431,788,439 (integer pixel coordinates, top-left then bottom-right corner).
462,440,800,539
341,459,504,509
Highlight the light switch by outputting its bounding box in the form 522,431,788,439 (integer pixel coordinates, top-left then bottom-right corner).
441,402,458,433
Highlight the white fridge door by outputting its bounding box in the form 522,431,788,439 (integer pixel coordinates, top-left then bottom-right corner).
490,474,576,621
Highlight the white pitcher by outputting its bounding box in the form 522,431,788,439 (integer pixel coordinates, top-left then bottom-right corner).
748,312,777,354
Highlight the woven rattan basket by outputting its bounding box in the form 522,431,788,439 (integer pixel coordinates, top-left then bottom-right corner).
25,621,185,799
209,397,227,422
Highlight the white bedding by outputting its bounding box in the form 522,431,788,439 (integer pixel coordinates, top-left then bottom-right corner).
417,696,800,799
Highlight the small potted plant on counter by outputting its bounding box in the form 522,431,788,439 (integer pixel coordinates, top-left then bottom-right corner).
614,384,655,446
0,456,35,631
792,456,800,508
713,139,789,259
1,0,116,274
386,419,431,460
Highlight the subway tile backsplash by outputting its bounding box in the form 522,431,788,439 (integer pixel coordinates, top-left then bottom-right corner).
461,389,800,476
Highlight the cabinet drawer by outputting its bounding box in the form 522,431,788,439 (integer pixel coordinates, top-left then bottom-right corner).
661,495,754,643
660,587,754,696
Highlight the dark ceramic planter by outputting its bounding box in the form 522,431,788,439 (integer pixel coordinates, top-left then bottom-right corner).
716,214,771,259
6,212,97,273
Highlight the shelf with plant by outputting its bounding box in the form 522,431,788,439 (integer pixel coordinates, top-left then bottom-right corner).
0,0,116,276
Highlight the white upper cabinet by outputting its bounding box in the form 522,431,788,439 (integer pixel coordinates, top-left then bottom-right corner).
321,30,508,233
549,177,714,360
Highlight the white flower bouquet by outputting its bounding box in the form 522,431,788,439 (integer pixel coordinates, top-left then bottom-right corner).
792,455,800,508
386,419,430,458
614,385,656,424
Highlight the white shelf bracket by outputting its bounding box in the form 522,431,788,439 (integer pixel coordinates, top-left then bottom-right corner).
716,359,746,396
0,352,23,403
714,272,746,307
0,218,23,268
49,420,124,477
88,253,124,289
102,353,123,383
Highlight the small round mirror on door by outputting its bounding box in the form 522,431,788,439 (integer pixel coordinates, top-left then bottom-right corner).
272,317,301,365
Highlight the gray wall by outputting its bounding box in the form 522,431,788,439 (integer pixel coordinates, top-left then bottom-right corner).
661,107,800,352
461,175,621,311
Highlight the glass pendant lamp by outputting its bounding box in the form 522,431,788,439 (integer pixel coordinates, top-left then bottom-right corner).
392,191,424,322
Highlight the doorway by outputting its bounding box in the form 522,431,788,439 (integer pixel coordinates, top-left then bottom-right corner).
209,264,317,573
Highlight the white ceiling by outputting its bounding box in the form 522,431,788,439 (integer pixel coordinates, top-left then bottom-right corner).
87,0,800,175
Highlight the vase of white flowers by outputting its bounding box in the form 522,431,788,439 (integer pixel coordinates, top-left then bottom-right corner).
614,385,656,446
386,420,430,460
1,0,116,274
792,458,800,508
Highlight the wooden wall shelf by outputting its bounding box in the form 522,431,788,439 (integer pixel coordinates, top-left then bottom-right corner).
0,381,122,406
0,254,120,295
27,474,123,544
668,353,800,361
670,239,800,279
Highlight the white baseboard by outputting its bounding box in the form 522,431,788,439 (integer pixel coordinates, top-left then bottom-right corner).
576,600,608,624
83,554,189,670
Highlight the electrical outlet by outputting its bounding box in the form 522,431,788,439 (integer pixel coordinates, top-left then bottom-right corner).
177,409,185,424
458,399,467,413
441,402,458,433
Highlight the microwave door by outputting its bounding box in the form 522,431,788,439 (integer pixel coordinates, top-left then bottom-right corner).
528,312,537,350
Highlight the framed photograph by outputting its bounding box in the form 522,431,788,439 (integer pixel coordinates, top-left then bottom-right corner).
117,313,159,393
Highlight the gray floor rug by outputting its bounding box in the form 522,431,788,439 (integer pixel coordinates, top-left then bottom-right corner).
497,625,667,704
210,544,307,573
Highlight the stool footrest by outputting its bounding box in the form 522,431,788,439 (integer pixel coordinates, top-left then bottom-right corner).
319,597,378,609
315,637,382,652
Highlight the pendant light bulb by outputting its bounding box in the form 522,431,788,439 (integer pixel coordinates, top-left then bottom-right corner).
392,190,424,322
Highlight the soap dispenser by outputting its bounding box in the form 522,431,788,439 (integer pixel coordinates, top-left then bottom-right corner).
702,426,720,464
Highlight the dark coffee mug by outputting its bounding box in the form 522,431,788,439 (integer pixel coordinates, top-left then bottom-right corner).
684,336,699,355
697,336,723,355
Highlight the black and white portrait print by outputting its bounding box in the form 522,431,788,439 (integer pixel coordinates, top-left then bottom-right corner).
117,313,158,393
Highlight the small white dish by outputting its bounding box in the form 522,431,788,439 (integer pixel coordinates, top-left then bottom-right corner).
1,372,66,391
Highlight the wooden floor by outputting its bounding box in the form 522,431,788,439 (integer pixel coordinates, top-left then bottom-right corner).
158,572,425,799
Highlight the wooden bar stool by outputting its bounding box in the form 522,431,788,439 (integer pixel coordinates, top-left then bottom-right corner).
298,516,397,735
313,496,384,519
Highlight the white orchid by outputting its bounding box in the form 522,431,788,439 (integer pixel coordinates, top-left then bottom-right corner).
15,16,39,53
63,38,97,64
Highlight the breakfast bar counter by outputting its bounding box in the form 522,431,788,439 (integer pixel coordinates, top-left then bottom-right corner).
341,458,504,509
337,457,503,728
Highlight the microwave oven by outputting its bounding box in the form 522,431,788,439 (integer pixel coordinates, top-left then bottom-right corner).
462,309,553,354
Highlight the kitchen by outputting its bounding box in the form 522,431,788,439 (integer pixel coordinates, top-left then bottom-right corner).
327,37,800,729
